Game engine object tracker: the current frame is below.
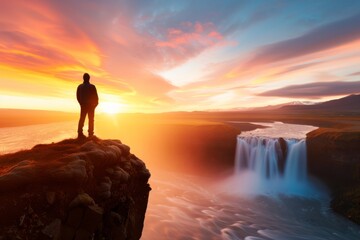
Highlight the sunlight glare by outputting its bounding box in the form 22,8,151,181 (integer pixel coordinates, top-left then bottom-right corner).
99,102,123,114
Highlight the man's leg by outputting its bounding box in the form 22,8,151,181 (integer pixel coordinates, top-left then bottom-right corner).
88,107,95,137
77,106,87,137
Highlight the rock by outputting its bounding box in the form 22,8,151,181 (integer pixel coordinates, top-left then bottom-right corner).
97,177,112,199
74,228,93,240
108,145,123,158
113,167,130,183
51,159,88,185
130,158,146,170
27,205,34,215
19,215,25,227
105,212,126,240
278,137,287,157
307,128,360,224
331,186,360,224
120,144,130,155
69,193,95,208
109,211,123,226
42,218,61,240
80,141,98,151
0,138,151,240
122,161,132,172
46,192,56,205
60,224,76,240
66,207,85,229
276,137,288,174
307,128,360,189
80,205,103,233
105,168,114,175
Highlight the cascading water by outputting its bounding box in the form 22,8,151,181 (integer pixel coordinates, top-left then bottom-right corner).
234,136,313,196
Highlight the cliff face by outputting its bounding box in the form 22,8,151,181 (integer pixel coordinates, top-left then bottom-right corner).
307,128,360,189
306,128,360,223
0,137,151,240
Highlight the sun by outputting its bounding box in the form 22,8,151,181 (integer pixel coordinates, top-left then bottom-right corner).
100,102,123,114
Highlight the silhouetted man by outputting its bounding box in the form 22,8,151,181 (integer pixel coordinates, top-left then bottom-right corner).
77,73,98,138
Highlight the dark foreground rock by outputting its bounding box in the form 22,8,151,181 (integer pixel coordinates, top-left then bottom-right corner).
0,137,151,240
307,128,360,224
331,186,360,224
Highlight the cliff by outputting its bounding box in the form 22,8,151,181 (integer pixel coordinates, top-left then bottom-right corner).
307,128,360,224
0,137,151,240
307,128,360,188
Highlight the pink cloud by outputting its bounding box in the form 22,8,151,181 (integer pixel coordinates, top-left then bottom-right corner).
154,22,224,68
156,22,223,49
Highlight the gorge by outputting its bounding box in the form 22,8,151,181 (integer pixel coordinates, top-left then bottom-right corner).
0,120,359,239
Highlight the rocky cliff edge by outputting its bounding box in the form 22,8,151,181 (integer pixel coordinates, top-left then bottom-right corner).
307,128,360,224
0,137,151,240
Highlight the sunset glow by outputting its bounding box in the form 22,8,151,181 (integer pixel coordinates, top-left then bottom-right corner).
0,0,359,112
99,102,126,114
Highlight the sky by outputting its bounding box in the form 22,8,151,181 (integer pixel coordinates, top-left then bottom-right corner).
0,0,359,113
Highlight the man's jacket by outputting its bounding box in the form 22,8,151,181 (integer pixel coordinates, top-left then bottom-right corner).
77,82,98,107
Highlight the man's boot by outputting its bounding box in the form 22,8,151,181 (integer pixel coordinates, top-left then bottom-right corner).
78,132,86,139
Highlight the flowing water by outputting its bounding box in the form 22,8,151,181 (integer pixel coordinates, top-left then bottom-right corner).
233,137,313,196
229,122,322,196
1,121,360,239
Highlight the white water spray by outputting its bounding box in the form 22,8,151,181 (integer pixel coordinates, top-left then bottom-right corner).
233,136,315,196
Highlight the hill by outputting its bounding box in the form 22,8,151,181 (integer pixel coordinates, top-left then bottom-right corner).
279,94,360,113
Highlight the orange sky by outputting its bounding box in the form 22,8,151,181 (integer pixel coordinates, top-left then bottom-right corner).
0,1,359,113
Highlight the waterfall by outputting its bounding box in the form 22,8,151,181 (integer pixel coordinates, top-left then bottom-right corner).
233,136,311,195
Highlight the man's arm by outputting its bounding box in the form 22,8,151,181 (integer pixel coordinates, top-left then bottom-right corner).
93,85,99,106
76,85,80,104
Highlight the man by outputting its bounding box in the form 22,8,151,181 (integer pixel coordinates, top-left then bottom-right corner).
77,73,98,138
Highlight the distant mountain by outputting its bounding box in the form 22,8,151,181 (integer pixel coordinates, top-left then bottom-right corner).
212,101,317,112
249,101,317,111
279,94,360,112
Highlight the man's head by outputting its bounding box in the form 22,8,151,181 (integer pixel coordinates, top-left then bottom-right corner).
83,73,90,83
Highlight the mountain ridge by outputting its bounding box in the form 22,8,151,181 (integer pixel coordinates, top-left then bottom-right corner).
279,94,360,112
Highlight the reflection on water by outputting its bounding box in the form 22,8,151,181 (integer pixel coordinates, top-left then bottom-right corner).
144,172,360,240
1,121,360,239
0,121,76,154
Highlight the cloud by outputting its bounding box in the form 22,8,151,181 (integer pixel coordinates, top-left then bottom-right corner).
150,95,176,106
270,61,323,77
155,22,223,66
198,11,360,90
0,0,178,110
133,1,247,35
224,2,283,34
1,0,360,112
244,12,360,68
0,30,84,70
349,71,360,76
259,81,360,98
0,1,102,76
156,22,223,48
46,0,179,90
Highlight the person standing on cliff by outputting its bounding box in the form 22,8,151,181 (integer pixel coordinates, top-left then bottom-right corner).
77,73,98,138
